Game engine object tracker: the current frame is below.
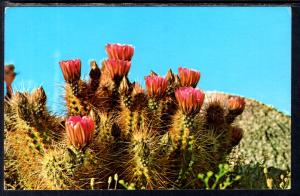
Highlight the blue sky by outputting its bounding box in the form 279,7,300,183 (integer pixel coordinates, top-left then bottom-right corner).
5,7,291,115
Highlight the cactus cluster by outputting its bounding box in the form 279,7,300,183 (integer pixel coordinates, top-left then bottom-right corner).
4,43,246,190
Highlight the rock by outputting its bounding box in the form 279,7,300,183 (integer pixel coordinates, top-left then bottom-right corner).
206,92,291,189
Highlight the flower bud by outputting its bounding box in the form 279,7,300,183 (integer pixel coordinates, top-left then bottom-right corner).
227,96,246,115
89,61,101,80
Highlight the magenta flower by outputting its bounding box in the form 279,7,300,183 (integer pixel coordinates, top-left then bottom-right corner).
103,59,131,80
227,96,245,114
175,87,205,115
144,75,168,98
59,59,81,83
65,116,95,148
178,67,201,87
106,43,134,61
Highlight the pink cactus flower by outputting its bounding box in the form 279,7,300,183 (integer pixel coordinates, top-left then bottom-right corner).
175,87,205,115
59,59,81,83
103,59,131,80
178,67,201,87
227,96,245,114
65,116,95,148
105,43,134,61
145,75,168,98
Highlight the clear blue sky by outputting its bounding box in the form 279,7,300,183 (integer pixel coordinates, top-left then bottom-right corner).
5,7,291,115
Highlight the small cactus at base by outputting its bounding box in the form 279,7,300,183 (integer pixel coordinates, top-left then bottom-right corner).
4,43,247,190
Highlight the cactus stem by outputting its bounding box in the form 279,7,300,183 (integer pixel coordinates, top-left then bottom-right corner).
28,128,45,155
122,94,132,108
148,98,159,111
225,111,238,124
70,81,79,97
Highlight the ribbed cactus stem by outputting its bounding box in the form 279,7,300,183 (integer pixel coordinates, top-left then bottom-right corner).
160,99,177,132
43,148,82,189
119,76,133,110
179,127,189,150
175,135,195,186
205,102,225,126
166,85,173,96
122,94,132,108
165,69,177,96
178,114,196,150
69,98,83,116
89,110,101,138
225,111,238,124
119,107,145,139
66,85,89,116
119,98,134,139
136,112,144,129
110,87,121,112
28,127,45,155
15,93,33,124
67,146,85,165
185,136,195,177
70,81,80,97
44,155,66,189
132,139,151,188
33,102,45,117
31,87,47,118
183,115,194,129
40,131,51,144
127,111,134,134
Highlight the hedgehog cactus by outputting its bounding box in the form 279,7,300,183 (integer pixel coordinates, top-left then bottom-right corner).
4,43,246,190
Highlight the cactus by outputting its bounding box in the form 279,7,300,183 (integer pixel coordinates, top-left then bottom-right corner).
4,43,246,190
